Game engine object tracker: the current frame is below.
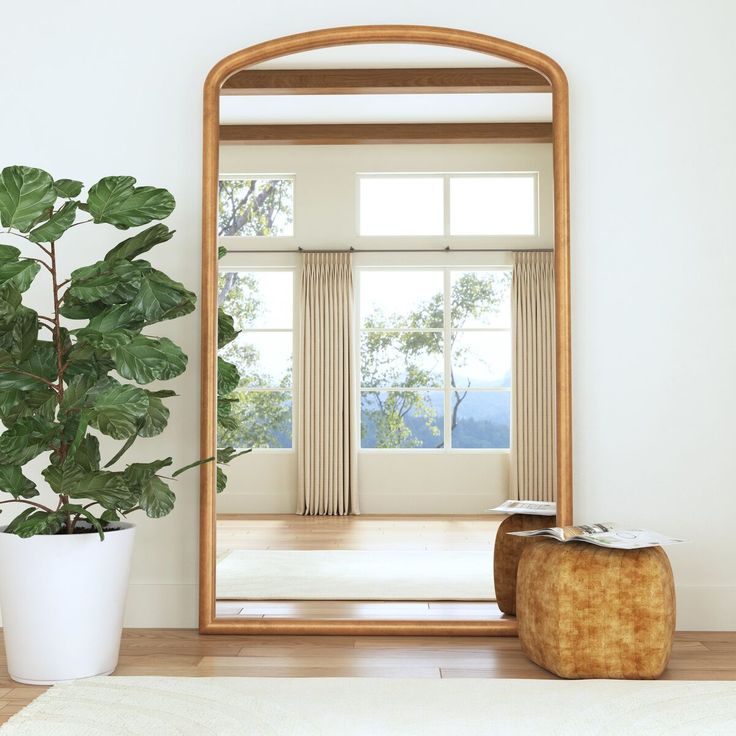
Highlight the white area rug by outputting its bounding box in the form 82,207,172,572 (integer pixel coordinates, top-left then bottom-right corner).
216,549,494,600
3,676,736,735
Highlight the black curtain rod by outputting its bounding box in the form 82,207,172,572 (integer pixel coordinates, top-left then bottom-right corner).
224,246,553,254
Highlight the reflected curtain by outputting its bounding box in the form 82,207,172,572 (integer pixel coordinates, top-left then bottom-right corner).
510,251,556,501
297,252,359,515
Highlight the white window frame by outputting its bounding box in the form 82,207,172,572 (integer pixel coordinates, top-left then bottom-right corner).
217,264,298,453
357,265,512,454
356,172,539,239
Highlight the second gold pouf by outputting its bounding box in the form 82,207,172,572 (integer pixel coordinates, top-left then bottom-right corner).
516,538,676,679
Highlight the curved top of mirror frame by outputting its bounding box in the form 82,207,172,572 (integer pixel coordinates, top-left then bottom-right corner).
200,25,572,635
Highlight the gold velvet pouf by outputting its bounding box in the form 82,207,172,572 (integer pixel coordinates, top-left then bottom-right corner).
493,514,552,615
516,538,676,679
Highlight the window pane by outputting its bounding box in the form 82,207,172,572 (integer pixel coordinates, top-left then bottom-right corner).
218,271,293,329
451,270,511,328
360,270,443,329
361,391,444,449
221,331,292,388
451,391,510,449
451,331,511,388
218,178,293,237
449,176,536,235
359,177,444,235
360,331,443,389
218,390,292,449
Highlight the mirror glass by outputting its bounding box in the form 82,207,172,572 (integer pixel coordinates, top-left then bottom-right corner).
214,43,555,622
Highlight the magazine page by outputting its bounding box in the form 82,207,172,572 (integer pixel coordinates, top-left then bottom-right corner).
488,500,557,516
509,523,686,549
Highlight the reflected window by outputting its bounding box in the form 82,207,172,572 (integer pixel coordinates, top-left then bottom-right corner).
218,270,294,449
218,176,294,237
357,173,537,238
359,268,511,450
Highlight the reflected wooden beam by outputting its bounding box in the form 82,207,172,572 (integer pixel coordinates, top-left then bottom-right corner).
221,67,551,95
219,122,553,145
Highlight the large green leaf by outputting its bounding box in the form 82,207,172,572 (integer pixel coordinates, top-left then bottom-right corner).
139,475,175,518
74,327,138,350
0,166,56,232
68,259,143,303
217,446,251,465
0,386,56,425
28,201,78,243
54,179,83,199
0,259,41,292
217,356,240,395
0,245,21,262
123,458,173,488
113,336,187,384
88,381,149,439
66,471,132,510
85,176,175,230
138,392,170,437
216,466,227,493
59,295,107,320
217,308,239,349
73,434,101,472
63,346,115,383
17,340,58,382
0,306,40,362
42,460,85,495
129,270,195,324
4,509,63,537
104,223,174,262
0,464,38,499
84,304,143,333
0,416,58,465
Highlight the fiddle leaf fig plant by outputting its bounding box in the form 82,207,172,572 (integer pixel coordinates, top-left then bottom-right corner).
215,245,251,492
0,165,232,539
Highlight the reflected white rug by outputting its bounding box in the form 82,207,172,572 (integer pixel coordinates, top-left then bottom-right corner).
4,676,736,735
216,549,494,600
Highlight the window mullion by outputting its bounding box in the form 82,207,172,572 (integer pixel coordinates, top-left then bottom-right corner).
443,268,452,449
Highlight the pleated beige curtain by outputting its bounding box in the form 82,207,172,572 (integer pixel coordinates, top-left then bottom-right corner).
510,252,557,502
297,252,359,515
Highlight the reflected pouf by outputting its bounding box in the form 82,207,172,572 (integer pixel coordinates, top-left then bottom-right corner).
516,538,675,679
493,514,552,615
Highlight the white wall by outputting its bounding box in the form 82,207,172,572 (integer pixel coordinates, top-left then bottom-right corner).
1,0,735,629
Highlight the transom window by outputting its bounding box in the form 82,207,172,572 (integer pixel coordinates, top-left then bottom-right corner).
218,175,294,237
358,173,537,237
359,268,512,450
217,269,294,449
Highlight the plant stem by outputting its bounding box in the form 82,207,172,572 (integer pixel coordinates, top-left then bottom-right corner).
0,499,55,513
49,241,73,534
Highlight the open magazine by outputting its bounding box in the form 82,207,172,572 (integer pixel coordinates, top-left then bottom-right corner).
508,522,685,549
489,500,557,516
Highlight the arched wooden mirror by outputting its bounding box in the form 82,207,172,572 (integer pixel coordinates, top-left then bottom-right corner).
200,25,571,635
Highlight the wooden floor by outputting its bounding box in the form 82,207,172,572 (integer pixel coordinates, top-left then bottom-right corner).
216,515,502,620
2,630,735,724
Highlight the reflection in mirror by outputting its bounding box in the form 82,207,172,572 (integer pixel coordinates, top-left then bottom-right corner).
212,43,556,623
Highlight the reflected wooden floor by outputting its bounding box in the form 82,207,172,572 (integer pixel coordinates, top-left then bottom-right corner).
2,630,735,724
215,515,502,620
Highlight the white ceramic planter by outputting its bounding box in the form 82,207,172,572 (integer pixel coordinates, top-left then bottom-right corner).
0,522,136,684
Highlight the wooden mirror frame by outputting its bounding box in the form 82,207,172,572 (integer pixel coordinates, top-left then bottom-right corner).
200,25,572,635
